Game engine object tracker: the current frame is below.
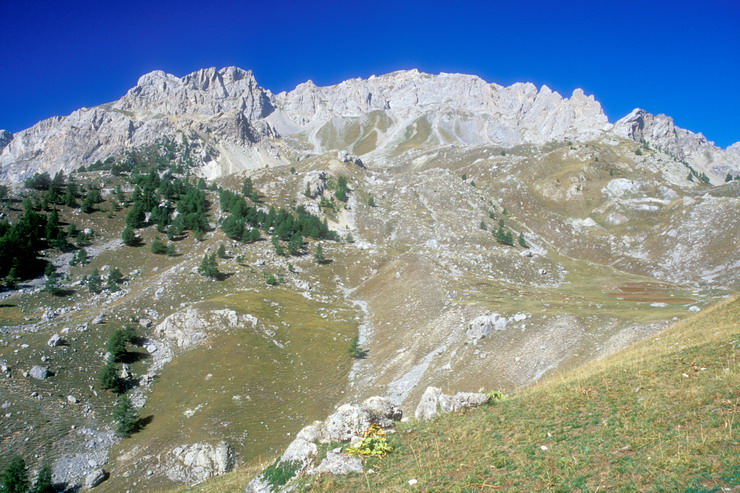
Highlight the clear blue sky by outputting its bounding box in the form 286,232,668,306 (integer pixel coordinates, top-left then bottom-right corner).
1,0,738,147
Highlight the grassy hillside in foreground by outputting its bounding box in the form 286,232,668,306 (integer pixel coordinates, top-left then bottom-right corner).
294,296,739,492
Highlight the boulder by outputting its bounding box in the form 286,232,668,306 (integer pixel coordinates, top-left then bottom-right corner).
466,312,507,343
84,468,107,488
320,404,372,443
302,171,328,199
311,448,363,475
164,441,236,485
47,334,64,347
361,396,403,427
414,386,490,421
29,365,49,380
280,438,317,468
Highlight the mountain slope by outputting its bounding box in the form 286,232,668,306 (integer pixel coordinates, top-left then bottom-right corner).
2,67,738,183
293,296,739,492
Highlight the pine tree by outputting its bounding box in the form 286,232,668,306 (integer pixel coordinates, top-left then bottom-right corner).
726,173,733,182
1,456,29,493
266,273,278,286
198,253,220,279
98,360,121,393
288,233,303,255
150,237,167,255
217,244,227,258
335,176,348,202
122,226,137,246
107,329,128,362
165,244,177,256
113,394,139,437
314,243,325,264
32,462,54,493
242,177,253,197
518,232,528,248
43,264,60,295
87,269,102,294
367,194,376,207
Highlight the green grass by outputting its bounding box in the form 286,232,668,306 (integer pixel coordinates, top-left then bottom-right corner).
298,296,739,492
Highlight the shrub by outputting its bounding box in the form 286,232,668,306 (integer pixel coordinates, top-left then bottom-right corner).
346,424,393,458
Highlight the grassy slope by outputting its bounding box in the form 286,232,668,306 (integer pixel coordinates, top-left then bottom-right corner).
301,296,739,492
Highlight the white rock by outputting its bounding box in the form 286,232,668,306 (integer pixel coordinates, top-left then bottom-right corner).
164,441,236,485
84,469,107,488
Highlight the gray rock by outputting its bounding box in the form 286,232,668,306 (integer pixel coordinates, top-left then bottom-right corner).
311,448,363,475
154,307,258,349
164,441,236,485
467,312,507,343
320,404,372,443
361,396,403,427
139,319,152,328
29,365,49,380
414,386,490,421
245,475,273,493
84,468,107,488
47,334,64,347
280,438,317,468
92,313,106,325
67,395,78,404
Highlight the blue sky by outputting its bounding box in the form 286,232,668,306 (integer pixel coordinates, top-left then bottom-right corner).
1,0,738,147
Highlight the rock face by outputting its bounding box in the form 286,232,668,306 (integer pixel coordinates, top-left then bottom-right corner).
8,66,736,184
272,70,610,155
153,307,258,349
414,386,490,421
0,130,12,150
613,108,739,183
246,396,402,492
164,441,236,485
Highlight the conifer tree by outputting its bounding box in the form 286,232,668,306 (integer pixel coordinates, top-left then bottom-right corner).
32,463,54,493
43,264,60,295
87,268,102,294
122,226,137,246
1,455,29,493
113,394,139,437
99,360,121,393
314,243,325,264
198,253,220,279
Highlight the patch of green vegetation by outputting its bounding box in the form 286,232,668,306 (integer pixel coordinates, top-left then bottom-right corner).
302,297,740,491
262,459,301,489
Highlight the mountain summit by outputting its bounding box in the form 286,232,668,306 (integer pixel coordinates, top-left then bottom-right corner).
2,67,738,183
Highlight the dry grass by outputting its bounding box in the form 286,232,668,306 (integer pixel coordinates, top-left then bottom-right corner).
300,296,739,492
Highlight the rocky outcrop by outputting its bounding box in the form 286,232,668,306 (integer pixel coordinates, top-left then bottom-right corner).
466,312,507,343
311,449,363,475
153,307,258,349
246,396,402,492
3,66,737,184
414,386,490,421
0,130,12,151
613,108,740,183
271,70,610,157
164,441,236,486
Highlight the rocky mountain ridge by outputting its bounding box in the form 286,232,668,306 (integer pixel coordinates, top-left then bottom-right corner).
2,66,738,183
